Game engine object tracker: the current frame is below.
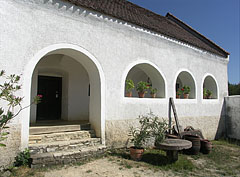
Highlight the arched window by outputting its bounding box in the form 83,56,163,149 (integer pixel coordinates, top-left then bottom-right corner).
125,63,165,98
203,75,218,99
176,71,196,99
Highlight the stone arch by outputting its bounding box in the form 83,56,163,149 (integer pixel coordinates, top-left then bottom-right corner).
21,44,105,148
123,60,166,98
202,74,218,99
175,69,196,99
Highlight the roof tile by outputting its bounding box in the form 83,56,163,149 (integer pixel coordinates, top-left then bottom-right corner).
65,0,229,57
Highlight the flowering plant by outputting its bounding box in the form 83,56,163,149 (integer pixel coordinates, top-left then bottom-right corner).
0,70,41,147
181,85,191,94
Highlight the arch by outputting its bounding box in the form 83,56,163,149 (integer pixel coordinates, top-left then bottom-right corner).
21,43,105,148
202,74,218,99
122,60,166,98
175,69,196,99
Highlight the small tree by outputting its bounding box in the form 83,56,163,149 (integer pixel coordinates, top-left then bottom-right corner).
0,70,41,147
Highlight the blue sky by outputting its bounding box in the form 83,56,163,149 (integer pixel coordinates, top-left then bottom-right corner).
128,0,240,84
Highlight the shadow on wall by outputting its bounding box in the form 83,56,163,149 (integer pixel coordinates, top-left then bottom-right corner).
215,101,226,140
215,96,240,141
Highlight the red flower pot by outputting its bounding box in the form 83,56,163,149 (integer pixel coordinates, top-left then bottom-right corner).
126,92,132,97
130,147,144,161
138,92,145,98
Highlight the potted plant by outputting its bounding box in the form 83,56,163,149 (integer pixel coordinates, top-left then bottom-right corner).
206,89,212,99
129,115,151,161
181,85,191,99
125,79,135,97
136,81,149,98
203,88,207,99
149,87,157,98
176,90,181,99
203,88,212,99
148,113,168,147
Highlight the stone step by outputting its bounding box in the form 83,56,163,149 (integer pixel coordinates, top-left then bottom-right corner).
29,138,101,155
29,130,96,144
29,123,91,135
31,145,106,168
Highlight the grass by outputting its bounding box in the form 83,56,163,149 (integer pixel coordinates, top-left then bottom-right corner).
108,140,240,176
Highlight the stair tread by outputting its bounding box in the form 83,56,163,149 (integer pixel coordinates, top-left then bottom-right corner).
29,138,101,147
29,124,91,135
31,145,106,159
29,130,94,138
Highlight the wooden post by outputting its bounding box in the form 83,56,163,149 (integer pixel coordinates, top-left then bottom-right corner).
169,97,181,138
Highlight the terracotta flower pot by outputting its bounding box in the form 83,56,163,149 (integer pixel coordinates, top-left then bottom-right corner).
176,95,180,99
130,147,144,161
151,93,156,98
183,94,189,99
138,92,145,98
207,95,212,99
126,92,132,97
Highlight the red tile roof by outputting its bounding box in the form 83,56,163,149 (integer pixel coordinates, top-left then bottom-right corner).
66,0,229,57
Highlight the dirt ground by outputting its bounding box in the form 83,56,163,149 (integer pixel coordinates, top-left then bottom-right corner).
40,157,175,177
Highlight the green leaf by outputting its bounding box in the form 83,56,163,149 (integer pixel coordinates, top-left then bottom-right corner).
1,132,9,136
0,108,4,115
0,70,5,76
0,137,8,141
0,143,6,147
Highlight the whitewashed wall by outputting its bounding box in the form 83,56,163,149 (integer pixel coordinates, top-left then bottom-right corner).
0,0,229,154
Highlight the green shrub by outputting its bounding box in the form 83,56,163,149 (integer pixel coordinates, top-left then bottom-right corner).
14,149,32,167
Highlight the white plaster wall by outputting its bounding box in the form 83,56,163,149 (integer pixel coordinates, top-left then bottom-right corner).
225,96,240,140
30,54,89,123
0,0,229,149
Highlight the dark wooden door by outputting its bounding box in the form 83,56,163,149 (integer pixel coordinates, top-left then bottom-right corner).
37,76,62,120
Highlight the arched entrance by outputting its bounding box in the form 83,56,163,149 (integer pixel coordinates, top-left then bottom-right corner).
123,61,166,98
175,70,196,99
202,74,218,99
21,44,105,148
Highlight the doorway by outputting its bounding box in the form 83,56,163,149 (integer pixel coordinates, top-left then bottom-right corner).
37,76,62,120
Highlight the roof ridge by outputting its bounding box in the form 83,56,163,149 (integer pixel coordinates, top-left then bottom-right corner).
166,13,229,56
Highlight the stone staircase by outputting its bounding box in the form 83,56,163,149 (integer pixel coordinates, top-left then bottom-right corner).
29,123,106,168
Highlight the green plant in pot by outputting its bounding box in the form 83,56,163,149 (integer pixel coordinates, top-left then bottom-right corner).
203,88,212,99
136,81,149,98
149,87,157,98
125,79,135,97
147,112,168,147
181,85,191,99
176,89,181,99
129,115,151,161
206,89,212,99
203,88,207,99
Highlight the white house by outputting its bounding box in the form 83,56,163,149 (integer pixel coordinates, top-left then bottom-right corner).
0,0,229,167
